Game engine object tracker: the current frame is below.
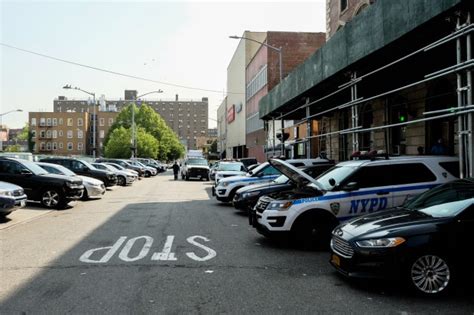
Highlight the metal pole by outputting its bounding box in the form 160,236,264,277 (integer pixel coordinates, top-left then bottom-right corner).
0,115,3,152
272,118,276,157
466,12,473,177
457,16,465,179
278,48,283,82
92,94,96,159
280,119,285,157
306,98,311,158
131,101,135,158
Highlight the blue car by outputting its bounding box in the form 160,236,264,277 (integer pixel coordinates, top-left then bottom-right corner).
0,181,27,218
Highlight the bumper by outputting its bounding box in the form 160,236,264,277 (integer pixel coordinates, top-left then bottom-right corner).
232,197,256,211
126,176,136,184
65,187,85,201
86,185,106,198
214,186,231,201
249,209,290,239
188,169,209,179
104,177,118,187
0,195,26,215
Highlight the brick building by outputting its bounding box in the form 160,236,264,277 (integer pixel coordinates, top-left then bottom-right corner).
326,0,375,40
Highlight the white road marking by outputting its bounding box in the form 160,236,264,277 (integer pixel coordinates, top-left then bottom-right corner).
79,236,127,263
119,236,154,262
151,235,177,261
185,236,217,262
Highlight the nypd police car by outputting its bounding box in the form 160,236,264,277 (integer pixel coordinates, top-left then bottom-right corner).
213,158,328,202
250,156,459,246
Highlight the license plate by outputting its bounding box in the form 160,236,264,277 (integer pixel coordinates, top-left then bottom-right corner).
20,200,26,207
331,254,341,267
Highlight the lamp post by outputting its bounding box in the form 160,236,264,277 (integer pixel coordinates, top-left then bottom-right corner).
131,90,163,158
63,84,96,158
229,35,283,157
0,109,23,152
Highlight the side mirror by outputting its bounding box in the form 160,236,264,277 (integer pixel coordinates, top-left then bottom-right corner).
328,178,336,187
342,182,359,191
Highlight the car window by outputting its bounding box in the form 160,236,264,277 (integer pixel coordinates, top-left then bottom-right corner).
390,163,436,185
0,160,22,174
71,160,85,171
344,166,393,188
439,161,460,178
260,165,280,176
405,181,474,210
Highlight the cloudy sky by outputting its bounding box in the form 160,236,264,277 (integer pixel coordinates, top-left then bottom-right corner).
1,0,326,129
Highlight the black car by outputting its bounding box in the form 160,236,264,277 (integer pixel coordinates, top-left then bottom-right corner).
0,157,84,209
330,178,474,295
233,163,334,212
95,158,145,177
40,158,117,187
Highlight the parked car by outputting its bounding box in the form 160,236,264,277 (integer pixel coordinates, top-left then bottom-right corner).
134,158,165,173
37,162,106,200
233,163,334,212
0,181,27,217
95,158,145,177
92,163,136,186
103,162,140,179
237,157,258,169
214,161,247,185
209,162,220,181
181,158,210,181
0,157,84,209
250,156,459,247
330,178,474,295
213,158,329,203
127,160,157,177
41,158,117,187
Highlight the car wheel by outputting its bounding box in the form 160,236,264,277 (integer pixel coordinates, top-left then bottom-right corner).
41,189,65,209
145,171,151,177
291,213,337,249
117,176,126,186
409,254,452,295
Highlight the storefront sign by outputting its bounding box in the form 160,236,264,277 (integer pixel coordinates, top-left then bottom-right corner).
227,104,235,123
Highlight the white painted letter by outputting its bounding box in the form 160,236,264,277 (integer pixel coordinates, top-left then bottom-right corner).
118,236,154,262
151,235,177,261
79,236,127,263
186,236,216,262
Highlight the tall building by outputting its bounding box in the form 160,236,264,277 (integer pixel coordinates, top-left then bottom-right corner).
54,91,209,149
326,0,375,39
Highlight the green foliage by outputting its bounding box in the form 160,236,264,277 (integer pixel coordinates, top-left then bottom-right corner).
17,123,29,141
104,103,184,160
4,144,22,152
209,140,218,153
104,127,132,158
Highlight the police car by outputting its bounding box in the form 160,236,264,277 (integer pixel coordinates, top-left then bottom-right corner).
213,158,329,203
250,155,459,246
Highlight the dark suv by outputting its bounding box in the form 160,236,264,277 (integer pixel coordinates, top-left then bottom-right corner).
0,157,84,209
95,158,145,177
40,158,117,187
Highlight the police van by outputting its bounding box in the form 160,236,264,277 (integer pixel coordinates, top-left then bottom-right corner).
213,158,329,202
250,156,459,246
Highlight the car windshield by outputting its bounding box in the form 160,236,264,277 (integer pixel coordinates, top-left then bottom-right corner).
312,165,357,191
218,163,243,171
41,164,76,176
106,164,119,171
417,198,474,218
273,175,289,184
110,164,124,170
247,162,268,176
21,160,49,175
81,160,97,170
187,159,208,165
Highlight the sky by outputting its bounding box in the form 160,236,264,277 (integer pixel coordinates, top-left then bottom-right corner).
1,0,326,129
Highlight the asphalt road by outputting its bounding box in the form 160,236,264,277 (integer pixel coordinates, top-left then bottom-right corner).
1,171,473,314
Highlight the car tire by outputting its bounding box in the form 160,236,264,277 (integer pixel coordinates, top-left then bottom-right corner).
408,254,453,295
117,176,126,186
291,212,337,249
145,171,151,178
41,189,66,209
81,189,89,201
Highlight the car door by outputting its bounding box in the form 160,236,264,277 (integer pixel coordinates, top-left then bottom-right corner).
0,160,36,199
336,165,395,218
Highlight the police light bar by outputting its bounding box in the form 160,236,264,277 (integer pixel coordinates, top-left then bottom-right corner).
350,150,388,160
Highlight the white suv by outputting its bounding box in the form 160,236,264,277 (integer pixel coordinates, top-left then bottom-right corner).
213,158,329,202
250,156,459,246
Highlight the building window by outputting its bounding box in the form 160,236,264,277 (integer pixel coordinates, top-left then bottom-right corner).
77,130,83,138
40,118,46,126
67,130,73,139
53,118,57,126
340,0,348,12
46,130,52,138
31,130,36,138
59,142,63,149
67,118,73,126
53,130,57,138
31,118,37,126
99,130,105,139
78,118,83,126
67,142,73,150
53,142,57,150
46,142,51,150
59,118,63,125
99,118,105,126
40,130,45,138
47,118,52,126
40,142,45,150
59,130,63,137
78,142,83,151
108,118,113,126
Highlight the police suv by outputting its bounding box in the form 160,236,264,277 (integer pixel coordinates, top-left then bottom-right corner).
250,155,459,246
213,158,329,203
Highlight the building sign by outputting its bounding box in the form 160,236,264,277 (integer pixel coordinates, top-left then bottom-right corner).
227,104,235,123
236,102,243,113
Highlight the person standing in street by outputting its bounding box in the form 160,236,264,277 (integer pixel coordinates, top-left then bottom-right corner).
172,161,180,180
430,138,448,155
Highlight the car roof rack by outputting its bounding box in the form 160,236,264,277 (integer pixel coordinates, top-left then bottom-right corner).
350,150,389,161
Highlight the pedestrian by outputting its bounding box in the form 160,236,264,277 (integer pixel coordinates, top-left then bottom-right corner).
430,138,448,155
172,161,180,180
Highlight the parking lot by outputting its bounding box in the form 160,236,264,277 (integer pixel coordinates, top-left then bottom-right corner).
1,170,474,314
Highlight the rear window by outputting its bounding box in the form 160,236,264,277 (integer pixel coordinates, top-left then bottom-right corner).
439,162,460,178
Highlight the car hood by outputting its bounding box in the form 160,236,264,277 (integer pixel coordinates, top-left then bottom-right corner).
237,181,289,194
0,181,23,191
216,171,246,176
78,175,103,186
218,175,250,184
338,208,446,239
269,159,318,187
40,173,83,184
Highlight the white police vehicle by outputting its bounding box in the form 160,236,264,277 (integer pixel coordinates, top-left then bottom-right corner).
213,158,329,202
250,155,459,246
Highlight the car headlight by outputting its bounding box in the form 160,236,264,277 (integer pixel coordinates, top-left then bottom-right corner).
356,237,405,248
219,182,229,187
243,191,260,198
0,190,13,196
66,182,82,189
268,201,293,210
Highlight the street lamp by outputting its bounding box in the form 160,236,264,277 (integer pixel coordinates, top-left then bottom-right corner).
229,35,283,157
131,90,163,158
0,109,23,152
63,84,97,158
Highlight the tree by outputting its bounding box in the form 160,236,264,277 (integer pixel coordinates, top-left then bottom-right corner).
104,127,131,158
16,123,34,152
4,144,21,152
136,127,159,159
